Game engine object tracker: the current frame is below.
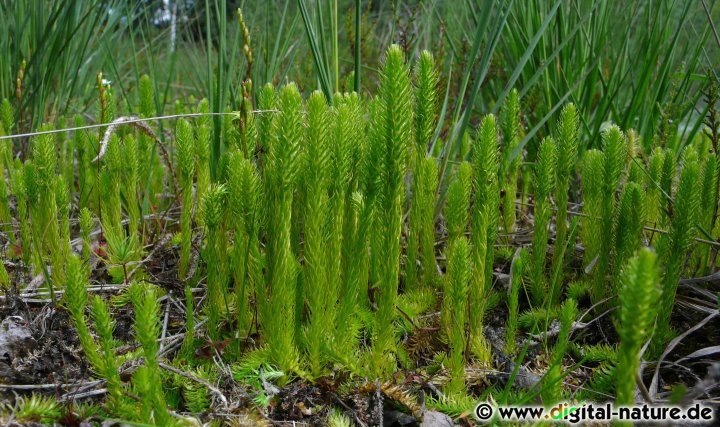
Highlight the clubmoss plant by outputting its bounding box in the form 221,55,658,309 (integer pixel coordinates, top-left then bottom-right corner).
122,134,142,241
407,155,439,289
202,184,229,341
444,162,472,242
551,103,579,282
176,119,195,279
500,89,522,239
73,115,92,209
469,114,499,360
654,151,700,351
237,81,257,158
100,135,124,246
327,93,360,337
300,91,331,377
592,126,626,306
444,237,470,398
137,75,163,209
542,298,577,405
10,394,61,424
442,162,471,336
580,149,604,270
90,295,122,410
262,83,303,375
11,164,31,264
645,148,665,234
133,284,170,425
334,192,371,357
31,126,64,299
529,137,556,306
696,154,717,273
413,50,438,156
612,182,646,284
226,153,262,340
256,83,277,169
371,45,412,376
615,248,660,408
65,255,103,372
406,51,437,288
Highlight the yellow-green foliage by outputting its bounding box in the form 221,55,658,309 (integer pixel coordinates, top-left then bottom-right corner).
612,182,646,284
262,83,303,374
441,162,471,336
469,114,499,361
31,125,64,299
580,149,604,269
551,103,579,283
407,155,439,290
542,298,577,405
500,89,522,238
371,44,412,376
176,119,195,279
133,284,170,425
226,152,262,339
529,137,556,306
616,249,660,406
444,162,472,242
6,40,717,424
654,150,700,350
202,184,229,341
444,237,471,397
591,126,626,306
301,91,331,377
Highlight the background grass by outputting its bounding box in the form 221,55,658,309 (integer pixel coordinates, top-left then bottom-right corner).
3,1,717,143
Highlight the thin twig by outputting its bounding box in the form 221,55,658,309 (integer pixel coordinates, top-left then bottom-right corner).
159,298,171,354
59,388,108,402
0,380,103,390
0,111,278,141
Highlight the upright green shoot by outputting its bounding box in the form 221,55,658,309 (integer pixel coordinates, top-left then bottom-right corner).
654,152,700,351
529,137,556,306
500,89,522,239
469,114,499,361
592,126,626,306
301,91,331,377
176,119,195,280
133,285,170,425
202,184,228,341
263,83,304,375
445,238,471,398
616,249,660,410
371,45,412,376
551,103,579,284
